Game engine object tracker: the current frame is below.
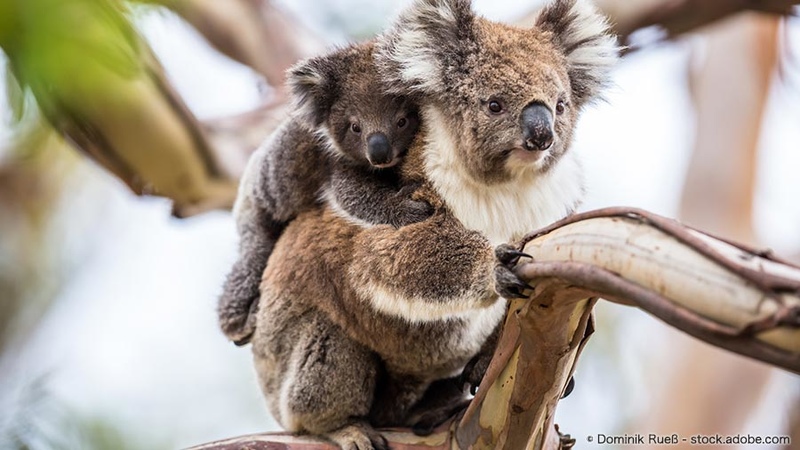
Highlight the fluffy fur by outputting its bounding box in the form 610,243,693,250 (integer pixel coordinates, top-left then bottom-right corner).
218,42,428,345
250,1,618,448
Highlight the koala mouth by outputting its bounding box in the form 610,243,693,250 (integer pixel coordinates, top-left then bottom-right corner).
504,146,550,170
371,157,401,169
509,146,545,159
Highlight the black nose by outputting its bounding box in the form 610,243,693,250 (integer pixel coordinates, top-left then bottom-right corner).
520,103,554,151
367,133,393,166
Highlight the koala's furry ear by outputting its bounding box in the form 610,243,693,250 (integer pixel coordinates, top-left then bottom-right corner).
536,0,619,106
287,56,341,127
377,0,475,95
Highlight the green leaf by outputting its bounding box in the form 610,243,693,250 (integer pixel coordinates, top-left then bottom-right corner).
4,60,26,123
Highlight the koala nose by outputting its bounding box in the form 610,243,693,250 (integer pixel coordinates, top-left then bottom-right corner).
367,133,393,166
520,103,554,151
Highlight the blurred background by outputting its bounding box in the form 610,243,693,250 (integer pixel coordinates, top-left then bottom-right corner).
0,0,799,449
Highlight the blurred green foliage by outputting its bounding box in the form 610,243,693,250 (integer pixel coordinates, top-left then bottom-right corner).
1,0,141,103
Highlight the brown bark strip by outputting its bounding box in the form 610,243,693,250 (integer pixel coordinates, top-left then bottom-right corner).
518,0,799,49
610,0,797,44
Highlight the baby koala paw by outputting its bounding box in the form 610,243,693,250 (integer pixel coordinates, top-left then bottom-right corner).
493,244,533,299
392,184,434,226
395,198,435,226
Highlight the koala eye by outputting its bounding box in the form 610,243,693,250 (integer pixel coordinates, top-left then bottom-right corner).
556,100,567,116
487,98,505,115
397,117,408,129
351,123,362,134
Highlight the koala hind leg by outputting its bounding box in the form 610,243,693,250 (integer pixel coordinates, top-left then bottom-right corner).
258,312,383,449
218,208,285,345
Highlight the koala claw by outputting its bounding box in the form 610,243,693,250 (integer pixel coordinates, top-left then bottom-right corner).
233,334,253,347
495,243,532,266
459,352,489,394
328,422,388,450
494,264,533,299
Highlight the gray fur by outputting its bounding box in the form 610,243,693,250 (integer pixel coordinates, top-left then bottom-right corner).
218,42,427,345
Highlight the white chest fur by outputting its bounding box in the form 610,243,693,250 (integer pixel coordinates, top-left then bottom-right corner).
422,106,585,246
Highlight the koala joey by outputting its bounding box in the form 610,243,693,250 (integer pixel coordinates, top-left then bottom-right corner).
218,42,429,345
250,0,618,449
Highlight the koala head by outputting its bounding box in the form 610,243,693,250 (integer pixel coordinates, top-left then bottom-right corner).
378,0,618,184
288,43,421,169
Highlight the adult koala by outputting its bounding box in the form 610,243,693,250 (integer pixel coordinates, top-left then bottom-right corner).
248,0,617,448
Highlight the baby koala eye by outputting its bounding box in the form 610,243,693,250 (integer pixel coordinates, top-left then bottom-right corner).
397,117,408,129
350,123,362,134
555,100,567,116
486,97,505,115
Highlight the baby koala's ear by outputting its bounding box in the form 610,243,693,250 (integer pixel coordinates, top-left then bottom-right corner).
287,54,342,127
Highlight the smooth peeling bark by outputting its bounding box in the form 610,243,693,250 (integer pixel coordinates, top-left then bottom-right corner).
456,288,596,450
515,209,800,371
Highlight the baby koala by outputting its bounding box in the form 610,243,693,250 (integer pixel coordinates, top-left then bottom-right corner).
218,41,430,345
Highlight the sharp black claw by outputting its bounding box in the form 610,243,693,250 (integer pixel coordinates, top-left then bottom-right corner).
412,423,435,437
233,334,253,346
375,436,390,450
470,384,479,395
495,245,533,266
509,282,531,299
508,250,533,261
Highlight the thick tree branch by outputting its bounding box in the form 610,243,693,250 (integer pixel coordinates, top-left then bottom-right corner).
514,208,800,373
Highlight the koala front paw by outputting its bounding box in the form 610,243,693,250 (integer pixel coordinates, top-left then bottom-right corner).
394,198,435,226
459,352,492,395
494,244,533,299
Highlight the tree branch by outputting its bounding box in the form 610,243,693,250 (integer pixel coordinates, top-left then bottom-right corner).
516,0,799,49
131,0,323,88
1,0,241,217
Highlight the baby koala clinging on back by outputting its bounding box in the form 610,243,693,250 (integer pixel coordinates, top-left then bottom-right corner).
218,42,430,345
